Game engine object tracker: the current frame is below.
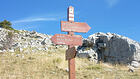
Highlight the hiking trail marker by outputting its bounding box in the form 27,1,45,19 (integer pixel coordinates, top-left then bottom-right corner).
51,34,82,46
51,6,91,79
61,21,91,33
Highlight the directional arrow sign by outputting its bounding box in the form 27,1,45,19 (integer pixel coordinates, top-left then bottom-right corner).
51,34,82,46
61,21,91,33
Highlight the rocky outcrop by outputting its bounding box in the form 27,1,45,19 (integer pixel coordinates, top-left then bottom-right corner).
77,32,140,67
0,28,54,53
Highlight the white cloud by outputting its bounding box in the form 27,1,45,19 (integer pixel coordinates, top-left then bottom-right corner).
11,13,66,30
12,17,57,24
106,0,119,7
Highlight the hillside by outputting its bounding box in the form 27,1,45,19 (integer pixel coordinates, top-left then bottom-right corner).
0,28,140,79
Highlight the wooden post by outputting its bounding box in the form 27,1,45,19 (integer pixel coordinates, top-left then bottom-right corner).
68,6,75,79
51,6,91,79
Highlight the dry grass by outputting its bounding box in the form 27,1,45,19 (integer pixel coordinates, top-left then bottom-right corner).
0,48,140,79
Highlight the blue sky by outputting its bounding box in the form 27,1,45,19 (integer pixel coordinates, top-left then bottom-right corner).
0,0,140,42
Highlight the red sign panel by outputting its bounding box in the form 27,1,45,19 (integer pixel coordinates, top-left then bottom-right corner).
61,21,91,33
51,34,82,46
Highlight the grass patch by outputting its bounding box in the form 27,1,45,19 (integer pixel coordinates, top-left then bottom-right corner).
86,64,102,70
52,58,63,64
0,48,140,79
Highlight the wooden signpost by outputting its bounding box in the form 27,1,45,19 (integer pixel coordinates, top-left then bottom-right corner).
51,34,82,46
61,21,91,33
51,6,91,79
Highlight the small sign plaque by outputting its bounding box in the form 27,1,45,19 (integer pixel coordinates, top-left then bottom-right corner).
66,47,76,60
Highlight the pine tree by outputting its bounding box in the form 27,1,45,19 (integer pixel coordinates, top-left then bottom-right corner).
0,20,14,30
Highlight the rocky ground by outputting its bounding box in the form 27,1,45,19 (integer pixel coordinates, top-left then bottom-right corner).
0,28,140,69
0,28,67,53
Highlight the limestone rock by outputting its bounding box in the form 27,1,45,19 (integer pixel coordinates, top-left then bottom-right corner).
131,61,140,68
9,49,15,53
0,50,3,53
0,28,55,53
77,32,140,67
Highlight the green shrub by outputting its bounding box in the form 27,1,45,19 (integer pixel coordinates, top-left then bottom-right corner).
7,31,14,38
53,58,62,64
0,20,14,30
2,31,14,50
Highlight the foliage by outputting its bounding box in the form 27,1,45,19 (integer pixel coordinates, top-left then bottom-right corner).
0,20,14,30
0,20,19,33
2,31,14,50
7,31,14,38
